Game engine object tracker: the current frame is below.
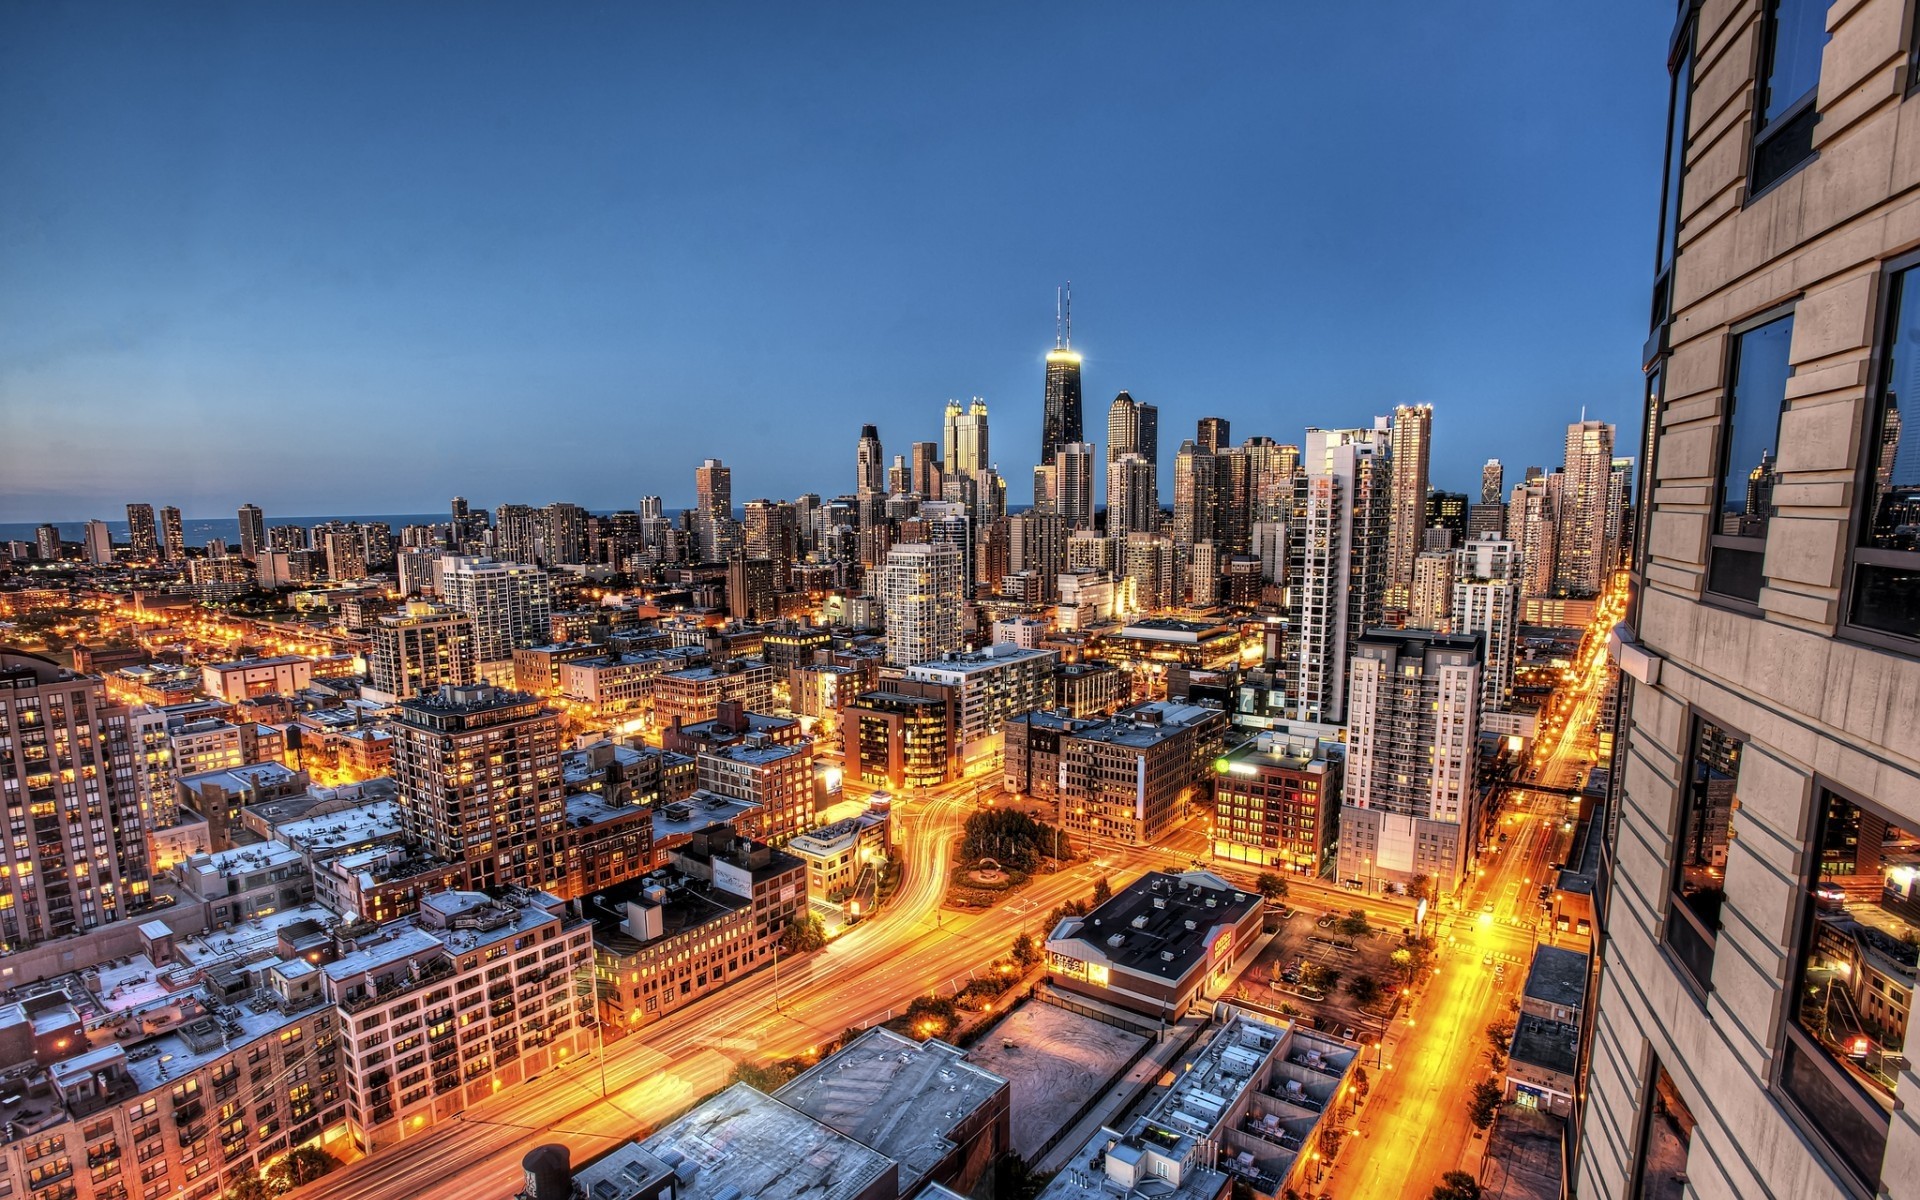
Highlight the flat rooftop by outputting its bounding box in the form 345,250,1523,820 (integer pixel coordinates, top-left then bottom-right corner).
1050,871,1259,979
583,874,748,956
1510,1013,1579,1076
1071,702,1219,749
655,792,762,841
1522,946,1590,1011
904,645,1056,675
775,1028,1006,1193
267,799,405,854
637,1083,896,1200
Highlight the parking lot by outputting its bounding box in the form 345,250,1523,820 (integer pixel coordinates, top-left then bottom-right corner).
1225,907,1408,1041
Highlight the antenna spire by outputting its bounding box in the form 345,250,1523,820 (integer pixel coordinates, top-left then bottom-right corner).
1055,287,1063,349
1064,281,1072,349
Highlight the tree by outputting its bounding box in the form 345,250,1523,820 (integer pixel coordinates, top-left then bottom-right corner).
1408,874,1434,904
270,1147,341,1190
1486,1019,1516,1057
1345,974,1382,1007
223,1181,274,1200
733,1059,794,1091
1255,872,1289,902
961,808,1069,871
1092,876,1113,905
1390,947,1415,983
1468,1079,1504,1129
1340,909,1371,938
1432,1170,1483,1200
783,911,827,953
1010,932,1041,968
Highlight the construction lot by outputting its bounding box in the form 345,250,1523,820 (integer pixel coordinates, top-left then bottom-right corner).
964,1000,1149,1161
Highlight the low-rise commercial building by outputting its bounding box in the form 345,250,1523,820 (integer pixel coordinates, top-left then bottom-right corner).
787,810,890,902
1503,945,1589,1117
1057,702,1228,845
901,644,1057,766
843,687,955,790
653,659,775,728
1210,732,1340,876
201,655,313,703
695,737,815,844
1045,870,1262,1020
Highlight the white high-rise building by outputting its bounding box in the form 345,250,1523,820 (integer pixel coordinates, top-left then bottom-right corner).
1288,421,1390,723
1450,533,1521,719
1554,419,1615,597
1409,550,1455,630
369,602,476,702
1054,442,1096,532
438,555,554,674
1106,452,1159,538
1338,630,1481,897
879,543,963,667
84,519,113,566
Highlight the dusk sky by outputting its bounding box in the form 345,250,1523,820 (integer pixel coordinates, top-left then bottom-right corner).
1,3,1669,523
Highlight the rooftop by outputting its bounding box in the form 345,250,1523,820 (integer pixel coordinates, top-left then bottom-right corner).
1509,1012,1579,1077
1521,946,1590,1012
655,792,762,841
775,1028,1007,1194
267,799,405,855
637,1084,896,1200
904,645,1057,676
1049,871,1259,979
177,760,302,795
1070,702,1220,750
583,873,749,956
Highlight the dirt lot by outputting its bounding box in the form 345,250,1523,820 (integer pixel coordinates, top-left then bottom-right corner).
1227,908,1406,1041
963,1000,1148,1161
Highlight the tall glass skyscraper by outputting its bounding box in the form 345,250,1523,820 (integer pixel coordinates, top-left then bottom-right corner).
1041,287,1082,466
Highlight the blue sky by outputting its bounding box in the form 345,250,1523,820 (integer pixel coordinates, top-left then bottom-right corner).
0,3,1671,521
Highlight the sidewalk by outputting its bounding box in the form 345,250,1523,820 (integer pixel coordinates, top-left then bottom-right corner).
1029,1009,1211,1175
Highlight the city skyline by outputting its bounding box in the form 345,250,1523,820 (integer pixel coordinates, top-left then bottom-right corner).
1,3,1665,521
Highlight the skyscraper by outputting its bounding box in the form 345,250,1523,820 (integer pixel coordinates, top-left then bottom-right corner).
910,441,942,497
1289,421,1390,723
1508,476,1557,596
1337,630,1481,897
945,398,989,478
1196,416,1230,454
855,424,885,497
880,543,964,667
0,651,152,948
125,503,157,562
1450,534,1520,719
391,683,564,890
237,503,266,561
695,457,740,560
1554,419,1615,597
1384,403,1433,610
1106,453,1159,538
541,502,589,565
1054,442,1096,532
370,602,476,701
1041,287,1083,465
1172,440,1220,547
159,505,184,563
439,556,554,674
84,519,112,566
1481,458,1504,505
1107,391,1158,466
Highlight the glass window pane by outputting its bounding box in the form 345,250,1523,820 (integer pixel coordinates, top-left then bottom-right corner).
1866,268,1920,552
1851,563,1920,639
1719,316,1794,537
1761,0,1829,124
1783,789,1904,1192
1633,1060,1695,1200
1658,46,1692,276
1674,717,1740,925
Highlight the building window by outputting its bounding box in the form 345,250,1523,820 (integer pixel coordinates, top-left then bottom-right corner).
1707,313,1794,603
1777,786,1909,1193
1748,0,1828,196
1650,9,1695,340
1847,260,1920,646
1662,715,1743,993
1631,1058,1696,1199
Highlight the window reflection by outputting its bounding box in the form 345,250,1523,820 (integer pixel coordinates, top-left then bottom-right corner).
1633,1059,1694,1200
1852,265,1920,642
1664,715,1740,992
1784,789,1906,1189
1719,317,1793,537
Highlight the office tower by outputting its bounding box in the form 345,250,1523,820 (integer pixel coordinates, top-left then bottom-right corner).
83,519,112,566
1466,501,1506,541
1214,444,1252,554
1107,391,1158,466
1121,533,1178,614
944,398,990,478
451,495,469,523
1190,540,1222,606
1338,630,1480,897
882,454,907,495
1245,437,1299,525
1031,463,1056,515
1450,534,1520,718
158,505,184,562
637,495,663,521
1572,9,1920,1197
971,465,1007,526
1426,490,1470,542
33,524,59,563
1554,419,1616,596
1481,458,1504,505
237,503,266,560
322,529,366,581
541,502,589,565
879,542,963,666
370,602,476,701
495,503,541,564
855,423,885,498
694,457,740,560
391,683,564,889
1384,402,1433,610
911,441,942,496
1409,550,1455,630
726,556,778,621
1172,440,1220,546
0,651,152,947
1288,421,1390,723
1251,521,1288,586
1041,286,1083,464
1053,442,1096,532
124,503,157,562
439,556,554,672
1196,416,1230,454
1107,453,1160,537
1509,477,1558,596
1007,511,1066,597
